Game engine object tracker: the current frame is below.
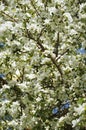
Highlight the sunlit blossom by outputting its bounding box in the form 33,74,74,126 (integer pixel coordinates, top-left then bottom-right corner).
72,118,80,127
0,0,86,129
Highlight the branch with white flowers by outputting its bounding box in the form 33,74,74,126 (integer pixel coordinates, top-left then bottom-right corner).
0,11,18,22
26,28,63,78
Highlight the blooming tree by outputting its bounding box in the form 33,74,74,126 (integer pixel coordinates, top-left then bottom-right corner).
0,0,86,130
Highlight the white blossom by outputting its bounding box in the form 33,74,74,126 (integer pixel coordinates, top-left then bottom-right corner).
48,7,57,15
72,118,80,127
74,103,86,115
64,12,73,22
69,29,78,35
8,120,18,127
28,74,36,80
15,69,20,76
54,0,64,4
0,3,5,11
0,0,86,129
44,19,50,25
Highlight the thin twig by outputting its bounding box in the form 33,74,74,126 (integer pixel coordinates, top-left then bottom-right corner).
36,39,45,52
0,11,18,22
23,19,63,77
27,30,36,41
48,54,63,77
53,32,60,57
27,29,45,51
27,30,63,77
1,0,8,6
20,67,25,83
37,28,46,51
37,27,45,40
30,0,43,19
56,49,69,61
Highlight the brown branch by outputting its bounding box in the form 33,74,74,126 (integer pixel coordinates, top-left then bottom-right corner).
30,0,43,20
30,0,41,17
27,29,45,51
27,30,63,77
37,27,46,51
48,54,63,77
37,27,45,40
0,11,18,22
56,49,69,61
1,0,8,6
20,67,25,83
53,32,60,57
24,20,63,77
27,30,36,41
36,39,45,52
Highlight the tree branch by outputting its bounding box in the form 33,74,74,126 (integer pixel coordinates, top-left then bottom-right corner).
53,32,60,57
48,54,63,77
30,0,42,19
26,26,63,77
27,28,45,51
56,49,69,61
20,67,25,83
0,11,18,22
22,31,63,77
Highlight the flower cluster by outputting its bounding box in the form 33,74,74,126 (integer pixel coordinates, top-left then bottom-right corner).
0,0,86,130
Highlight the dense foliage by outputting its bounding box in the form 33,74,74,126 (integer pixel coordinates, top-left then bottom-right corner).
0,0,86,130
